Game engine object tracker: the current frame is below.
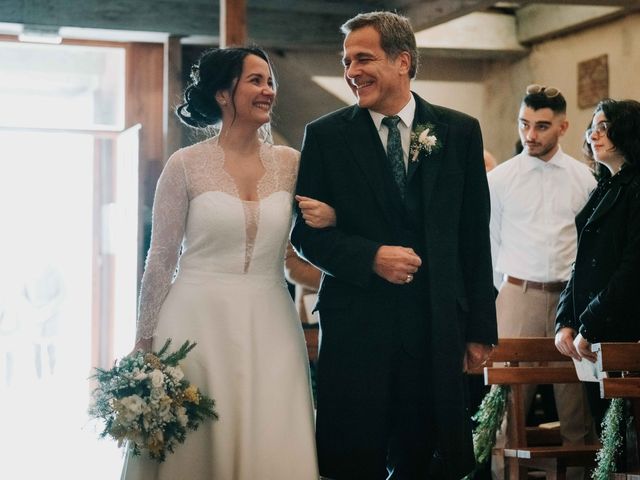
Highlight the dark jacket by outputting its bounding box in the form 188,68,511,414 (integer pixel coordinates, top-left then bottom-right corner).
291,92,497,479
556,165,640,343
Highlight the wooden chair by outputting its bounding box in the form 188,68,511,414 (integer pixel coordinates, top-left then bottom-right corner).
484,337,600,480
593,342,640,479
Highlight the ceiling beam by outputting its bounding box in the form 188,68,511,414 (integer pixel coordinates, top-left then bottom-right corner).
414,11,528,60
516,4,625,44
1,0,218,36
516,0,638,5
403,0,499,31
0,0,357,48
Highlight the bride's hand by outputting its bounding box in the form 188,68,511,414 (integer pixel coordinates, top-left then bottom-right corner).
295,195,336,229
128,337,153,356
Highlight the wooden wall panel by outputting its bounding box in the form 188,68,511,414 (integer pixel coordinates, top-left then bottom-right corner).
124,42,165,283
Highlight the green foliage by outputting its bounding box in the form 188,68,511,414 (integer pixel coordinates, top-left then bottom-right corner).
591,398,624,480
89,338,218,462
463,384,509,479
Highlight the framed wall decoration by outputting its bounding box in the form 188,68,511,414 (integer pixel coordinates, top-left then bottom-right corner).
578,54,609,109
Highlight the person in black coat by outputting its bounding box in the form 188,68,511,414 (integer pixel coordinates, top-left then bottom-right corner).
555,98,640,429
291,11,497,480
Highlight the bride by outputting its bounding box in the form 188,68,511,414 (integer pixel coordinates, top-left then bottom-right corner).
121,46,333,480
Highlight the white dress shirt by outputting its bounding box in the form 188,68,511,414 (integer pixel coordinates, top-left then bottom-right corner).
369,95,416,172
488,147,597,290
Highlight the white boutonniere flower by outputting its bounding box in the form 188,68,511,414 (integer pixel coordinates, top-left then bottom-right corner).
410,123,441,162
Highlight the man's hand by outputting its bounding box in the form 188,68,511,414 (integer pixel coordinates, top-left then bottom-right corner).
373,245,422,284
574,333,597,363
296,195,336,228
555,327,581,360
463,342,494,372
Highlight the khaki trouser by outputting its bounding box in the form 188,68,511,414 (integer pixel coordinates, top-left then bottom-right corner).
491,280,597,480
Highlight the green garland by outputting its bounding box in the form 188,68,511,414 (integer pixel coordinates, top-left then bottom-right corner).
591,398,624,480
464,384,509,479
463,387,626,479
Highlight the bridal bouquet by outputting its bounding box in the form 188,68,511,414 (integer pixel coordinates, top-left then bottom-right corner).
89,339,218,462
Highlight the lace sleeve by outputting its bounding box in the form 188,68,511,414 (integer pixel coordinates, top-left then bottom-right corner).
136,151,189,341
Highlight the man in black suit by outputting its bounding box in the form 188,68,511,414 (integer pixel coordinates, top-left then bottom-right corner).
291,11,497,480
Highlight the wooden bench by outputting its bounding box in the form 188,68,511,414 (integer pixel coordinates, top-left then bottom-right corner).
484,337,600,479
594,342,640,399
593,342,640,478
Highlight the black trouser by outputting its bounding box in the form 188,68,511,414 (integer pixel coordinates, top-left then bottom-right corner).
315,287,436,479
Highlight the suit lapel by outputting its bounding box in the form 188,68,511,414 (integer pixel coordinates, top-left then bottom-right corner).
412,94,449,213
337,106,400,224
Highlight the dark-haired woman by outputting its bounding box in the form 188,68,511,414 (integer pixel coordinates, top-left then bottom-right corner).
121,47,331,479
555,99,640,429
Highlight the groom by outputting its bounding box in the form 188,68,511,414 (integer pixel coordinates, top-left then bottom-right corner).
291,11,497,480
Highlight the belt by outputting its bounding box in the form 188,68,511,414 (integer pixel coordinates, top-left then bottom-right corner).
505,275,567,293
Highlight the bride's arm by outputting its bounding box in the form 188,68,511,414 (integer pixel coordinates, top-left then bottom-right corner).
134,152,189,352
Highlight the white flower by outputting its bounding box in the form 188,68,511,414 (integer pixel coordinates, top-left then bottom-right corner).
410,123,440,161
89,338,218,462
132,370,147,381
164,366,184,382
176,406,189,427
148,369,165,388
418,129,437,147
118,394,147,423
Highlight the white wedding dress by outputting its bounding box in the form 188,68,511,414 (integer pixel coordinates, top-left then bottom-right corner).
121,137,319,480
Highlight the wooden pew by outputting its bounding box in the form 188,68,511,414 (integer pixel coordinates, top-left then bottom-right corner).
484,337,600,480
594,342,640,478
595,342,640,398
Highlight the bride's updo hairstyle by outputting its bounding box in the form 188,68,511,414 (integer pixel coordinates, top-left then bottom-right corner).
176,46,273,128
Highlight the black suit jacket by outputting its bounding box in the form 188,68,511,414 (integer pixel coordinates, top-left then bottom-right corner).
291,93,497,478
556,165,640,343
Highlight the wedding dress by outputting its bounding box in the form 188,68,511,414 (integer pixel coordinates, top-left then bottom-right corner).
121,136,319,480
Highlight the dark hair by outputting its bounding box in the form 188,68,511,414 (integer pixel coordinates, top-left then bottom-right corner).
583,99,640,169
341,11,419,79
176,46,273,128
522,89,567,114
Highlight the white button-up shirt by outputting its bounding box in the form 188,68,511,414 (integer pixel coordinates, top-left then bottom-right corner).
369,95,416,172
488,147,597,290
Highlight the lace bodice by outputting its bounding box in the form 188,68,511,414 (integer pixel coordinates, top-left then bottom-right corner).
136,137,299,341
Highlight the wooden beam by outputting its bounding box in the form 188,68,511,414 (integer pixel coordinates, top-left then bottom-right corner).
414,11,528,60
489,337,568,363
594,342,640,372
125,42,164,162
404,0,498,32
2,0,218,37
516,0,639,5
485,366,579,385
220,0,246,48
601,378,640,399
124,42,165,285
165,35,183,161
516,4,624,45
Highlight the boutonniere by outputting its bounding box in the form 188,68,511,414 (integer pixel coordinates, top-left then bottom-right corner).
410,123,441,162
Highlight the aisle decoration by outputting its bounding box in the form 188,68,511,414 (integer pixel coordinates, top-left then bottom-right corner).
89,339,218,462
464,384,509,479
591,397,624,480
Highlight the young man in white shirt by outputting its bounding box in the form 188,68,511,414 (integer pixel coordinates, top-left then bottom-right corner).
488,85,597,480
